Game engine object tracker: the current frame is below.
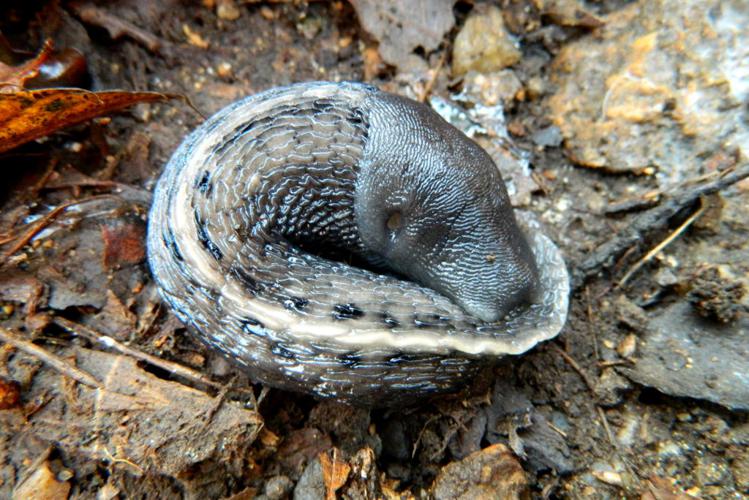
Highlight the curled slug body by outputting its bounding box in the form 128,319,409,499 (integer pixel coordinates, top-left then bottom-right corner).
147,82,569,406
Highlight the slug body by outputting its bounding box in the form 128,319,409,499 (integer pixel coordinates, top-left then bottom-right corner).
147,82,569,406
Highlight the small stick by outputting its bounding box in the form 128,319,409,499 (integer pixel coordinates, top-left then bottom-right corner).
552,344,596,393
53,317,225,392
1,194,114,263
0,326,101,389
417,50,447,103
597,406,616,447
573,162,749,290
617,197,706,287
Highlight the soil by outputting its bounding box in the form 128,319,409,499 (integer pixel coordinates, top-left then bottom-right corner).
0,1,747,499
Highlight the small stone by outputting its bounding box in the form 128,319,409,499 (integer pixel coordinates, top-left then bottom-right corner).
592,470,623,487
12,460,71,500
654,268,679,288
729,449,749,491
431,444,527,499
531,125,563,148
507,120,526,137
216,0,241,20
616,334,637,358
525,76,546,100
0,376,21,410
452,5,521,76
595,368,631,406
216,62,233,79
461,70,523,106
260,6,274,20
263,475,293,500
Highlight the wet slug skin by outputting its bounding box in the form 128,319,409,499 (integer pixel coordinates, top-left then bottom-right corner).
146,81,569,406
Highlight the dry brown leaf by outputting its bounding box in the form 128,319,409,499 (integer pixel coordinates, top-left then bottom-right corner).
0,39,54,91
0,89,176,154
350,0,455,72
319,448,351,500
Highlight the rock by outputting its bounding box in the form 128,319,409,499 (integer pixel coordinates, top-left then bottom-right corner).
548,0,749,182
351,0,455,73
532,0,602,28
686,264,745,324
452,5,521,76
12,459,70,500
261,476,293,500
595,368,632,407
531,125,564,148
621,302,749,411
484,379,574,474
0,376,21,410
461,70,523,107
293,458,325,500
431,444,527,500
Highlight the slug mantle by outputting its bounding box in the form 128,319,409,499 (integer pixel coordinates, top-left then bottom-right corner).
147,82,569,406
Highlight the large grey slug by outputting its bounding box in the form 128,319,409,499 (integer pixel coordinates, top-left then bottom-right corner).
147,82,569,407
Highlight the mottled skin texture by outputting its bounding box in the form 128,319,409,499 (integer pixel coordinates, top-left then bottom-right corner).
147,82,569,407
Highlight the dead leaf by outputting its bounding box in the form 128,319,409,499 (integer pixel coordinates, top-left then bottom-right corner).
0,89,176,154
641,476,691,500
319,448,351,500
350,0,455,72
101,218,147,269
532,0,603,28
0,40,54,92
0,376,21,410
12,458,71,500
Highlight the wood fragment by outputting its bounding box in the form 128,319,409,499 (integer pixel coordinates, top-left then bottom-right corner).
0,194,115,263
52,317,228,392
617,197,706,287
0,326,101,388
552,344,596,393
573,162,749,290
69,2,164,53
596,406,616,447
417,50,447,103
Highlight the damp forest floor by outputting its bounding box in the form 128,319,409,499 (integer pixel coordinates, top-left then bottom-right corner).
0,1,747,499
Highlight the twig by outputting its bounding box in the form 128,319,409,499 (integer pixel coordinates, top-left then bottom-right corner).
617,197,706,287
552,344,596,393
69,2,164,53
573,162,749,290
417,50,447,103
585,286,599,361
547,421,568,439
596,406,616,447
0,326,101,388
52,317,226,392
1,194,114,263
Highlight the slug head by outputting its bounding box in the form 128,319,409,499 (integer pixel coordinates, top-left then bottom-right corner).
356,93,539,323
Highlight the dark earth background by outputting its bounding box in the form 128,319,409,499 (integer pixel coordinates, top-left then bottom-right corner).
0,0,747,498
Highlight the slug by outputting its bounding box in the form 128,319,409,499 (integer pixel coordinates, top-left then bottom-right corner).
147,82,569,406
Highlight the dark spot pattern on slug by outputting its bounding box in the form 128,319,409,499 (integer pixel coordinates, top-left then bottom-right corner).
196,170,213,196
338,353,362,367
283,296,309,312
229,265,260,295
387,353,421,365
380,312,400,328
312,99,335,114
162,229,184,262
194,212,223,261
240,318,266,337
271,343,296,360
333,303,364,320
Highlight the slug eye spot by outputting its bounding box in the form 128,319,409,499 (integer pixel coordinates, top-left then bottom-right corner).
386,211,402,235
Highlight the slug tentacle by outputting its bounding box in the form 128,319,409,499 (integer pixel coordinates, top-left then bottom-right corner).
147,82,569,406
